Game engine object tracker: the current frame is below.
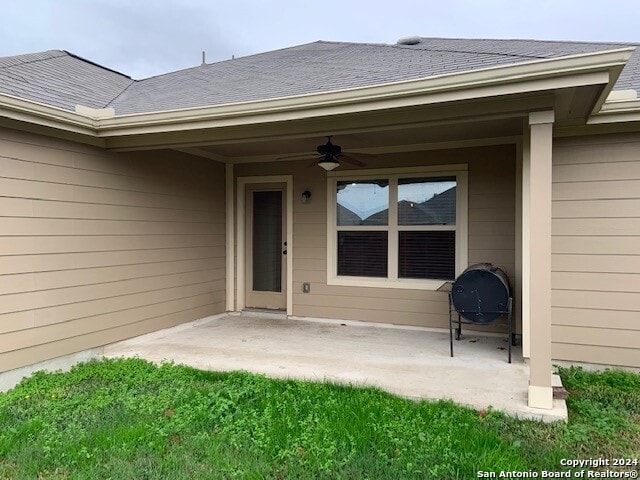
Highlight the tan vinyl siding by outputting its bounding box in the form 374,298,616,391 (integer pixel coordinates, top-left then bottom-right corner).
236,144,516,330
0,129,226,372
552,133,640,368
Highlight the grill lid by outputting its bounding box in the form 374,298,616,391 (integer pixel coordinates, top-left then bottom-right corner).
451,263,511,324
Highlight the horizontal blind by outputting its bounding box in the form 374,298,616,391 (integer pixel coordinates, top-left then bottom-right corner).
337,231,388,277
398,231,455,280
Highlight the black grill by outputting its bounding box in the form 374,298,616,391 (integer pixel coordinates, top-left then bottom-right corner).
451,263,510,324
448,263,514,363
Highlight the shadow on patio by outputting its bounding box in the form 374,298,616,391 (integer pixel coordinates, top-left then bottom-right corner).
102,314,567,422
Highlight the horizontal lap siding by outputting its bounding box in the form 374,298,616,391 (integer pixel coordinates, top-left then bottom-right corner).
552,133,640,367
0,129,226,372
464,149,515,332
236,145,516,330
468,157,516,284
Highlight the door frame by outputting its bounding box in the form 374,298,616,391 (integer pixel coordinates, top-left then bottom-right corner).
236,175,293,315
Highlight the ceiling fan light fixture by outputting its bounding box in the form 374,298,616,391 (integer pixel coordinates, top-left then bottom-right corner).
317,154,339,171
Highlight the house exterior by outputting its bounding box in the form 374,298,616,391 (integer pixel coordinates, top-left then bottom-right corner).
1,37,639,410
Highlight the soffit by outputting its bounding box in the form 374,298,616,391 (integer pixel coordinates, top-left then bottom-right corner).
192,117,524,162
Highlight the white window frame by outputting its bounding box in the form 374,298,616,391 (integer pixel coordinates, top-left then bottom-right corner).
326,164,468,290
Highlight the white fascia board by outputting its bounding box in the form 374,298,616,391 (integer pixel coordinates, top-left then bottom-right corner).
589,98,640,124
95,48,633,136
0,92,97,134
98,71,610,139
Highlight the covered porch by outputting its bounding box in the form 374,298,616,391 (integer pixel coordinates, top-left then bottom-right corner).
99,48,630,412
102,313,567,422
1,43,638,407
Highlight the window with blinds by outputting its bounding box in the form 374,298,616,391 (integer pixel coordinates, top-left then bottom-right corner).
336,179,389,277
398,231,455,279
397,177,456,280
337,231,388,277
333,174,458,282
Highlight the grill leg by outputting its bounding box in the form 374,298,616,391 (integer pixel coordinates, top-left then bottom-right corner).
448,294,454,357
507,298,513,364
456,315,461,341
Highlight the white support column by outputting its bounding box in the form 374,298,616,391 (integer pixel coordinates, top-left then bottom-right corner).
225,163,235,312
515,138,523,348
527,110,554,409
520,126,531,359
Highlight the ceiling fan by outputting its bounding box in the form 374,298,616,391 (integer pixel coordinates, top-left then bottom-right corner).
277,136,373,171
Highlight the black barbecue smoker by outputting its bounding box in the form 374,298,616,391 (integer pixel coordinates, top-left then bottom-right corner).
448,263,514,363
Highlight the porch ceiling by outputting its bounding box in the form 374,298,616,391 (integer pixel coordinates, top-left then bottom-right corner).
189,116,524,162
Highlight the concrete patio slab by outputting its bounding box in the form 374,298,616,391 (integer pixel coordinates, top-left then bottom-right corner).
103,314,567,422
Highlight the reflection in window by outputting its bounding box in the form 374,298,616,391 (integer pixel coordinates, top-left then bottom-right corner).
337,180,389,226
398,177,456,225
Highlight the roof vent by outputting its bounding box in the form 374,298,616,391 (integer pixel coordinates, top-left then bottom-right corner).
396,36,421,46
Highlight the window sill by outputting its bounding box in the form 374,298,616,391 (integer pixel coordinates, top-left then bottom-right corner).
327,276,449,291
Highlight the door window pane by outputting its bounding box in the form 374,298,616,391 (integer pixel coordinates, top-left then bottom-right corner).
337,180,389,226
398,177,456,225
398,231,455,280
253,191,282,292
337,231,388,277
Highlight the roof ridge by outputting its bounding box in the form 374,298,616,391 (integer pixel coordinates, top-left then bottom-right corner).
417,36,640,47
303,37,640,50
315,39,391,47
314,37,639,52
316,39,547,60
62,50,131,79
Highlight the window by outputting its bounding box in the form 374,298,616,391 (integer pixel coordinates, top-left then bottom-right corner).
336,180,389,277
328,166,468,290
397,177,456,280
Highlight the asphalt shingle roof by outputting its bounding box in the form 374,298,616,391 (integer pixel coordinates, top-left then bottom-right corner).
0,50,133,111
0,38,638,115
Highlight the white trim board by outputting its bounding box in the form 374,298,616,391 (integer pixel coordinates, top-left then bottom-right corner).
225,163,235,311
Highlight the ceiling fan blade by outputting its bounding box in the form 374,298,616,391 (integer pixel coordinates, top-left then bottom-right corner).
345,151,377,158
307,158,321,168
275,152,313,161
340,154,366,167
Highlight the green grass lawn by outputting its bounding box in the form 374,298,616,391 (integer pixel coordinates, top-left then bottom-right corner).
0,358,638,479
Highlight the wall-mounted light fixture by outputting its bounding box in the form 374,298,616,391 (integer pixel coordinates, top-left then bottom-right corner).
301,190,311,204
